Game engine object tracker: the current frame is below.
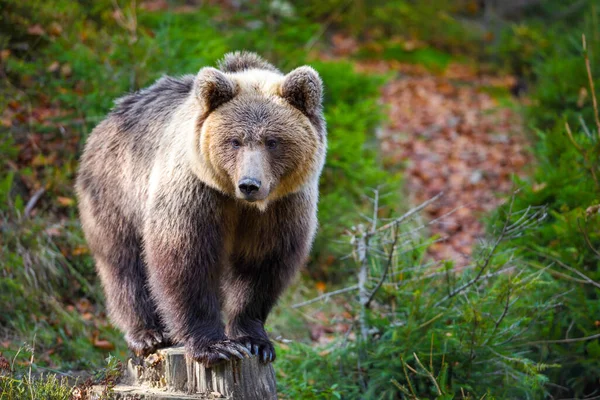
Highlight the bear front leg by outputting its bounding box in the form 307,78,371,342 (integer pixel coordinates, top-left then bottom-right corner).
224,250,302,364
143,181,250,367
224,192,316,364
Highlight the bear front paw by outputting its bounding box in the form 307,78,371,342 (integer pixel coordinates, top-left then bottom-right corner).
233,336,276,364
126,328,171,357
187,339,252,367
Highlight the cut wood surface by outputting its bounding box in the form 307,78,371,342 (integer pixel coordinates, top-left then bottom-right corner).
92,346,277,399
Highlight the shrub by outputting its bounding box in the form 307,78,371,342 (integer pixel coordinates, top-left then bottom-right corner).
490,10,600,396
277,194,557,399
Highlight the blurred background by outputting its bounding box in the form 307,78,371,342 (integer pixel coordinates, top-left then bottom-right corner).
1,0,600,398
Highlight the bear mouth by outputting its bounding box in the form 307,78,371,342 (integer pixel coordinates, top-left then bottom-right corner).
236,189,269,203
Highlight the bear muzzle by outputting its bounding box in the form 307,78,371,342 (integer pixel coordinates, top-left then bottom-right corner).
237,177,269,202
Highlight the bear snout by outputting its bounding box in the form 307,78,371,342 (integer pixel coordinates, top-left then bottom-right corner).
237,177,268,202
238,177,261,195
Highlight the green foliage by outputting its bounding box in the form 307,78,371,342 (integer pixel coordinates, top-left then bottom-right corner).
494,22,551,78
0,350,121,399
489,7,600,397
277,204,557,399
0,345,74,399
0,373,73,400
0,213,125,368
527,25,600,128
291,0,480,56
311,61,395,269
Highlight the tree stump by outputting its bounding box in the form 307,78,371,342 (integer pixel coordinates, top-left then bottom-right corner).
93,346,277,399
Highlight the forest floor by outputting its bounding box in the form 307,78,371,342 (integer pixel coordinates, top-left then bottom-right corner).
357,59,533,266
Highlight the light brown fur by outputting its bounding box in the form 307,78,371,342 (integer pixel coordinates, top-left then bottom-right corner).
76,52,326,366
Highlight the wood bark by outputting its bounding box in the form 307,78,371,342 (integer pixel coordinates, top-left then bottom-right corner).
92,346,277,399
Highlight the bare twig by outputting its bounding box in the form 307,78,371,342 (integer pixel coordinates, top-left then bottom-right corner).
565,122,582,151
492,284,512,335
291,285,359,309
434,194,516,307
395,203,468,242
483,291,519,347
356,224,370,341
549,256,600,290
413,353,442,396
400,357,418,397
497,286,574,346
579,115,593,138
577,218,600,259
529,261,589,284
24,187,46,218
565,122,599,186
304,0,354,51
583,34,600,139
112,0,138,43
530,249,600,289
526,332,600,345
365,225,399,308
375,192,443,234
371,189,379,232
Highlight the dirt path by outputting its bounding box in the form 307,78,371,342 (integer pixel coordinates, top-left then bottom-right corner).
358,61,532,265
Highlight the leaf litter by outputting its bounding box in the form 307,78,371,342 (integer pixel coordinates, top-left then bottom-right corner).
358,60,533,265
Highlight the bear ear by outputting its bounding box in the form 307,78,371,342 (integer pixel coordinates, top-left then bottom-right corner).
194,67,238,113
281,66,323,117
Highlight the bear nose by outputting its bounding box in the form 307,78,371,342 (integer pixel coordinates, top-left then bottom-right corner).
238,178,261,195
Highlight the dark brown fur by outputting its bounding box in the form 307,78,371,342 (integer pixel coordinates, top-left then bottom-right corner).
75,52,326,366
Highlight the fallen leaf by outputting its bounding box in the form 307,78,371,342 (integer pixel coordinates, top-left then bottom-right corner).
27,24,45,36
48,22,63,37
57,196,75,206
82,312,94,321
72,245,89,256
92,337,115,351
586,204,600,218
45,227,62,236
60,63,72,77
0,354,9,371
47,61,60,73
372,62,532,266
315,281,326,293
76,298,92,313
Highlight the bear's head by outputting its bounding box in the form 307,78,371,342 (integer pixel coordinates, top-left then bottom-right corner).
191,52,326,211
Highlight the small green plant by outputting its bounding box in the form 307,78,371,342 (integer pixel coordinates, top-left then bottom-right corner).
491,21,600,397
277,192,557,399
0,346,122,400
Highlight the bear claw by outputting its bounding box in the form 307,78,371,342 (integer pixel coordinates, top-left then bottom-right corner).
126,328,171,357
188,339,251,367
232,336,276,364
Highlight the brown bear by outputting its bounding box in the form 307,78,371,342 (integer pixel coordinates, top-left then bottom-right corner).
75,52,326,366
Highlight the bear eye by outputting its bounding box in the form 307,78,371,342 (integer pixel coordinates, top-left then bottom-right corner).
266,138,278,150
231,139,241,149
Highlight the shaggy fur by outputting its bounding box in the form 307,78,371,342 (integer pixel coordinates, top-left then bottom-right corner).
75,52,326,366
